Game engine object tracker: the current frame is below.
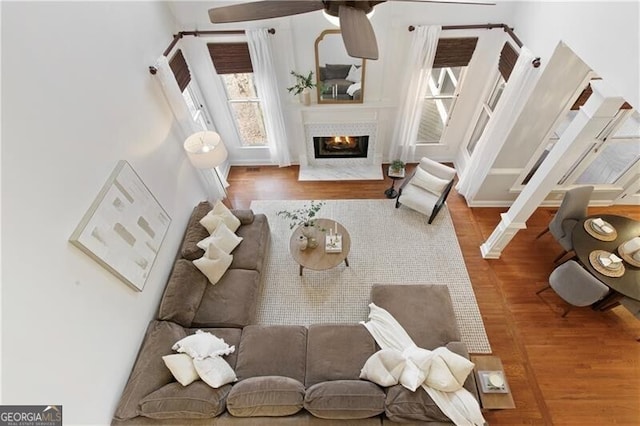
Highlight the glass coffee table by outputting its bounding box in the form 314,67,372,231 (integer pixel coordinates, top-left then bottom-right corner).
289,218,351,276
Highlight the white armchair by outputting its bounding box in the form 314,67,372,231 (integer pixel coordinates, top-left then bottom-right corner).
395,157,456,224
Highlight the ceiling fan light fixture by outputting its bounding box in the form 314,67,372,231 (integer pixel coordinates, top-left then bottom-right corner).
322,8,375,27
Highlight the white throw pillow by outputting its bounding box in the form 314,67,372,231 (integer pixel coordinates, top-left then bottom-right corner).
162,353,199,386
346,64,362,83
411,167,449,196
360,349,406,387
197,223,243,254
199,213,224,234
193,356,237,389
193,243,233,285
172,330,235,361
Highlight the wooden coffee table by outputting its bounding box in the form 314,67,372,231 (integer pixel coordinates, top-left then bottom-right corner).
289,218,350,276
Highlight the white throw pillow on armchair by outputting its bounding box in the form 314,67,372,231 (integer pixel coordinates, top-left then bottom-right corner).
410,167,449,196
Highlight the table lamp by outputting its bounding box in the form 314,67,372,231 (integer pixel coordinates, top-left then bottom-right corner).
183,131,229,199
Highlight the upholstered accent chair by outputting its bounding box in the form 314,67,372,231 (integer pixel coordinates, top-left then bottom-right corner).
536,260,609,317
536,185,594,263
395,157,456,224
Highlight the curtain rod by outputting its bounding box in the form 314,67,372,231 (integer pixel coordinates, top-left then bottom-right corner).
408,23,541,68
149,28,276,75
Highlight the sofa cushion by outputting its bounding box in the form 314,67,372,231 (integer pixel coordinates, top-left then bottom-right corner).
226,376,305,417
235,325,308,383
138,381,231,419
370,284,461,349
305,324,377,387
114,321,187,421
230,214,270,271
157,259,208,327
324,64,352,80
384,384,450,423
304,380,386,420
180,202,212,261
191,269,260,328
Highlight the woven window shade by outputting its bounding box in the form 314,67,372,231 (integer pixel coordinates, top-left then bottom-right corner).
169,50,191,92
571,84,593,110
208,43,253,74
498,42,518,82
433,37,478,68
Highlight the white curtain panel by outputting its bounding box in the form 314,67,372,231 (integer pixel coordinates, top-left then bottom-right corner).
456,47,539,200
153,55,226,201
389,25,441,163
246,29,292,167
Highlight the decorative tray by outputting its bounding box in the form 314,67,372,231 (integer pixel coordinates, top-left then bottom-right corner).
584,218,617,241
325,234,343,253
589,250,625,277
477,370,509,394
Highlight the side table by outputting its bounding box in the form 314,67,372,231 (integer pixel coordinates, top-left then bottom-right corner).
385,166,405,199
470,355,515,410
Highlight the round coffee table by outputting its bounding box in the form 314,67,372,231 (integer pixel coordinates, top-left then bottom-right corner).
289,218,351,276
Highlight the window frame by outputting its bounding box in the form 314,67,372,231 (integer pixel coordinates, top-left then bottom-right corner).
219,72,268,148
465,72,505,155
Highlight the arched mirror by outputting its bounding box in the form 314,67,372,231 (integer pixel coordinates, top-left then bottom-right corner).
315,29,366,104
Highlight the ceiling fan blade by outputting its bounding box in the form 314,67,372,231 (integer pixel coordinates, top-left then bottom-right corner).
390,0,496,5
339,5,379,60
209,1,325,24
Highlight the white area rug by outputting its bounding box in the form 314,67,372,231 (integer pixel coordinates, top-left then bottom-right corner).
250,199,491,354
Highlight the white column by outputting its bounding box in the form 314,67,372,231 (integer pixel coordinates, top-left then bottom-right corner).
480,81,626,259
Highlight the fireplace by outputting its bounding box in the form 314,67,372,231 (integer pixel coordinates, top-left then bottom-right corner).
313,135,369,159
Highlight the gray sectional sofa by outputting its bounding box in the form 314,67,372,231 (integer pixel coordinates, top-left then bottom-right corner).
112,202,479,425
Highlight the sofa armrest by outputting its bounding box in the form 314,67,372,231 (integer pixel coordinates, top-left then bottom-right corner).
231,209,255,225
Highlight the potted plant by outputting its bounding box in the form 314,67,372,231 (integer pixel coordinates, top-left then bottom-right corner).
287,70,316,106
389,159,405,177
276,200,325,231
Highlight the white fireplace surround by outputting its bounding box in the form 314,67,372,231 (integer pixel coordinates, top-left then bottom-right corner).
299,122,383,180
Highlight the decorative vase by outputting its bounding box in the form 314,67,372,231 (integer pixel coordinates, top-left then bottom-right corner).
298,235,308,251
301,224,318,248
300,88,311,106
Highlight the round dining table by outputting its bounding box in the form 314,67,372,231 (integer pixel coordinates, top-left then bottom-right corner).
572,214,640,303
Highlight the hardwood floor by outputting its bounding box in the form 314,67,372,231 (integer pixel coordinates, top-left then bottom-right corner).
227,165,640,425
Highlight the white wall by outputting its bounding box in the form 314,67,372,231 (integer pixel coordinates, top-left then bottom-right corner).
1,2,207,424
511,1,639,109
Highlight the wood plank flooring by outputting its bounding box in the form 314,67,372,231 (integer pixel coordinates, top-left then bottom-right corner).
227,165,640,426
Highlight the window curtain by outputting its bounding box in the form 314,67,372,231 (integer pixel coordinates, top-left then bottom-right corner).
456,47,538,200
246,28,291,167
153,55,227,201
389,25,441,163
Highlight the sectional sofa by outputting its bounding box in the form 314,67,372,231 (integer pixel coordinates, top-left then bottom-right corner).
112,202,479,425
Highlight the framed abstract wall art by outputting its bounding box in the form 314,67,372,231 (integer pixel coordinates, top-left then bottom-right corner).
69,160,171,291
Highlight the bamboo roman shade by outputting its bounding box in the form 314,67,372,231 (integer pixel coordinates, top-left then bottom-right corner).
169,50,191,92
207,43,253,74
432,37,478,68
498,42,518,82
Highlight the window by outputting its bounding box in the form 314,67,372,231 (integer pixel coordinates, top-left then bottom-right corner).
466,74,505,155
208,42,267,147
417,67,466,144
417,37,478,145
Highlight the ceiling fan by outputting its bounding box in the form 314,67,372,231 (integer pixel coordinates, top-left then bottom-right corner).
208,1,495,60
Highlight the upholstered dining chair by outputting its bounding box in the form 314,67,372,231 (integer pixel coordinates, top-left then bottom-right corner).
620,297,640,342
395,157,456,224
536,260,610,317
536,185,594,263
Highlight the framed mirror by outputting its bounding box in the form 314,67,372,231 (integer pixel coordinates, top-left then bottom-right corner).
315,29,366,104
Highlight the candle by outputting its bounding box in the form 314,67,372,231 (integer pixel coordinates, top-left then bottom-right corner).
334,222,338,235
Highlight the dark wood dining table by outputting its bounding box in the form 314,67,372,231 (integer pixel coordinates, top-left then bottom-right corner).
572,214,640,304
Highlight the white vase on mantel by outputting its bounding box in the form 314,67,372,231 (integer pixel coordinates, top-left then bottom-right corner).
300,88,311,106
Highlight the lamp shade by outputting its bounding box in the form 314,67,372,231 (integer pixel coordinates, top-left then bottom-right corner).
184,131,228,169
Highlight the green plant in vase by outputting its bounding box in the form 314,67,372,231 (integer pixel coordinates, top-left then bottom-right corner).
390,159,405,173
277,201,325,247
